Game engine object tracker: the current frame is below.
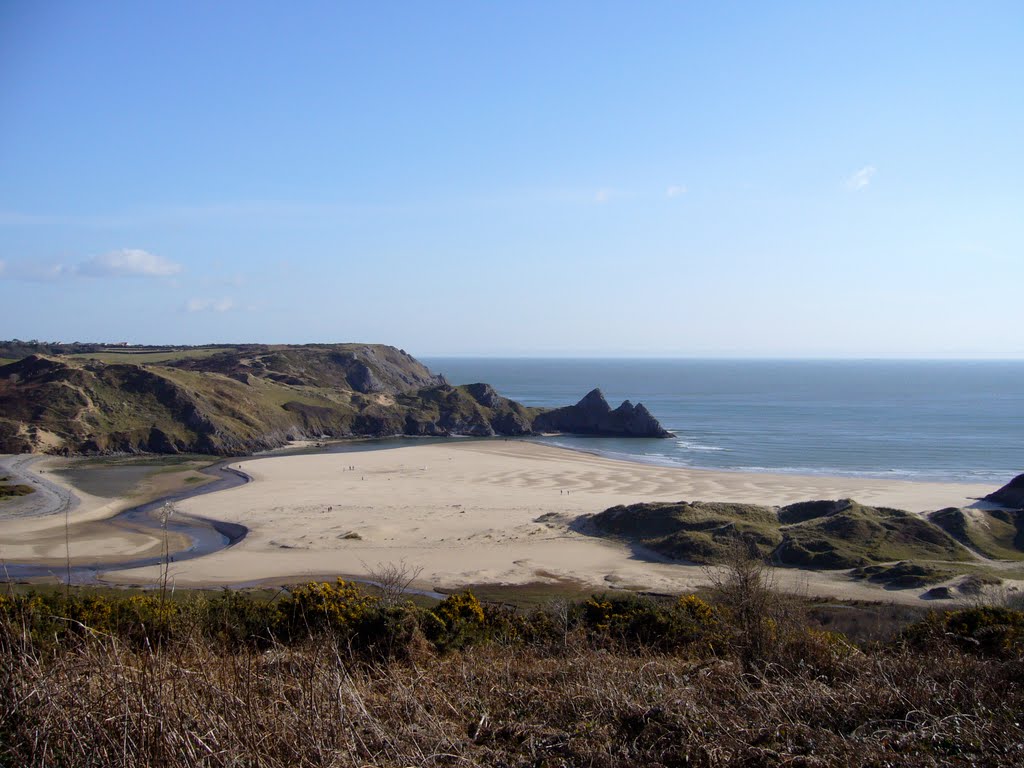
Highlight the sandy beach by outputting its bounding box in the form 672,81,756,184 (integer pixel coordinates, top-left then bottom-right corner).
2,439,984,602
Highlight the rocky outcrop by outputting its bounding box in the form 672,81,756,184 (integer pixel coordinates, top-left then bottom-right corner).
531,388,672,438
464,382,503,409
985,473,1024,508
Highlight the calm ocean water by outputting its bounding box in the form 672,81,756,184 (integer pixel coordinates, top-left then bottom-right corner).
424,358,1024,485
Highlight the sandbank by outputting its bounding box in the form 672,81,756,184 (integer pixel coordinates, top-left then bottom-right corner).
0,455,205,565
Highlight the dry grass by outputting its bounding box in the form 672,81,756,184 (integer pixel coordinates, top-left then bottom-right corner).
2,553,1021,766
2,623,1022,767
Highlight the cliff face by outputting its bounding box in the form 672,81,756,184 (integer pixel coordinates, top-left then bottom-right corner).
0,346,671,455
531,388,672,438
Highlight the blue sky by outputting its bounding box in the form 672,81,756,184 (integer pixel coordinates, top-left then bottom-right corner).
1,1,1022,357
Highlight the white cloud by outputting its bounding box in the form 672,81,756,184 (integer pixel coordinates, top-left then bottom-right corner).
185,297,236,313
0,249,183,282
846,165,877,191
666,185,687,198
78,248,182,277
594,188,612,203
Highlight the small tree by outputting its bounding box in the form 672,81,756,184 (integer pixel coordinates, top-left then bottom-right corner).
364,559,423,608
707,539,796,670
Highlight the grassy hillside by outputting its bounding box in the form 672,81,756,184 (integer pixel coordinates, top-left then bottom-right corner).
591,501,782,562
68,346,234,364
984,472,1024,508
0,345,544,455
930,506,1024,560
774,499,969,568
591,497,980,571
849,561,955,588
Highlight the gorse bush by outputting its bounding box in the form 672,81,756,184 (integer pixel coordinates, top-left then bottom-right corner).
0,591,179,649
421,590,486,651
199,588,281,649
900,605,1024,658
2,582,1022,669
580,593,722,651
277,579,378,640
0,584,728,661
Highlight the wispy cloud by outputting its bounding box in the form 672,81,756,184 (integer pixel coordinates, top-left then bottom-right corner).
0,249,182,282
594,188,613,204
0,261,77,282
185,297,236,313
846,165,877,191
666,185,687,198
78,249,182,277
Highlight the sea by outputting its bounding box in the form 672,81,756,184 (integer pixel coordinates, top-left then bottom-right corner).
424,358,1024,486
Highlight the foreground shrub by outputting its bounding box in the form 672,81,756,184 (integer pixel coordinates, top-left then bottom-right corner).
581,592,721,651
199,589,280,649
901,606,1024,658
277,579,379,641
0,592,180,650
421,590,486,651
709,541,803,669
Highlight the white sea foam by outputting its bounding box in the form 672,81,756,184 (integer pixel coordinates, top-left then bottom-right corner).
675,439,725,452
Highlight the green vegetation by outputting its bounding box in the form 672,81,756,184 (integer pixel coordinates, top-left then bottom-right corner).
0,344,543,455
930,506,1024,560
0,479,34,500
1,563,1022,766
850,561,954,588
900,605,1024,658
592,501,781,563
0,581,725,658
776,499,969,568
591,498,981,575
68,346,234,364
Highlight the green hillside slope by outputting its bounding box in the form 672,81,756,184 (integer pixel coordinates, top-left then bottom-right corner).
591,497,980,570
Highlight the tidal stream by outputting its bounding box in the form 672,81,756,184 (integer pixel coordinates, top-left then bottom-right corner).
1,461,250,584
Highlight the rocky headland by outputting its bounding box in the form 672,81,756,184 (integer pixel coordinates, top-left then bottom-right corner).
532,388,673,438
0,342,671,455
